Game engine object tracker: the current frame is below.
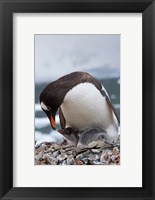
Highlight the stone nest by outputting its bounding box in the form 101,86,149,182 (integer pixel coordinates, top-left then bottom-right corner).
35,136,120,165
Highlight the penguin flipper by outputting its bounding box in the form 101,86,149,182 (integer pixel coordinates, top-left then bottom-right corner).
59,108,66,129
100,89,120,125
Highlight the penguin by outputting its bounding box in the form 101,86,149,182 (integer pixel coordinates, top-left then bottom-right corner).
40,71,120,143
59,127,108,147
58,127,78,147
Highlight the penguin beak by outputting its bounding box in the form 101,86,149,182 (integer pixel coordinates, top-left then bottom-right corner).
49,111,56,130
50,115,56,130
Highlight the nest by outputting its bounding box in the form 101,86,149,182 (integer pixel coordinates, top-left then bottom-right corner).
35,136,120,165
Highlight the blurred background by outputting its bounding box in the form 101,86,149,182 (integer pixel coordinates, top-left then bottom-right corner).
35,35,120,145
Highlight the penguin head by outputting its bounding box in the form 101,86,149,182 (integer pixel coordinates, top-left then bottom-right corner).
39,100,57,129
39,83,64,129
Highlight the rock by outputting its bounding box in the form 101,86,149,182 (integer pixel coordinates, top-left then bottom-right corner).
77,144,89,151
35,151,43,161
115,155,120,164
64,147,76,152
100,152,110,164
75,159,84,165
35,145,46,154
52,143,60,150
112,147,119,155
52,150,60,158
89,160,101,165
111,155,116,162
82,157,89,164
67,155,76,165
76,150,90,160
57,153,67,161
76,150,89,164
88,141,98,148
91,149,100,153
60,149,66,153
96,141,106,148
66,150,72,155
44,147,55,153
88,153,100,161
44,155,58,165
59,160,67,165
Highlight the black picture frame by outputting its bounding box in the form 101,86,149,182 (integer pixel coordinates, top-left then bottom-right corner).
0,0,155,199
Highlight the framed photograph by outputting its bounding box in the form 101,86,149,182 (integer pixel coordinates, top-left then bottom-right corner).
0,0,154,199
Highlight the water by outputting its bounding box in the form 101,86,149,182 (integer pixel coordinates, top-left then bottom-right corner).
35,78,120,142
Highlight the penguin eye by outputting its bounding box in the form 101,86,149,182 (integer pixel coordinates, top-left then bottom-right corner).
40,102,51,111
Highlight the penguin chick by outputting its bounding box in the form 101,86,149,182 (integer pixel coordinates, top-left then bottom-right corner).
59,127,107,147
58,127,78,147
78,128,107,146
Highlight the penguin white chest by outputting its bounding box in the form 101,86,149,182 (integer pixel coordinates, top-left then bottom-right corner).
60,83,112,130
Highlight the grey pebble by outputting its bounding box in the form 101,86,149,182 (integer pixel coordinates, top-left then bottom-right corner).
35,145,46,154
66,150,75,156
44,155,58,165
81,157,89,164
88,141,98,148
100,152,110,164
91,149,101,153
52,150,60,158
44,147,55,153
89,160,101,165
35,151,43,161
52,143,60,150
67,155,76,165
59,160,67,165
57,153,67,161
60,149,66,153
76,150,90,160
88,153,100,161
111,155,116,162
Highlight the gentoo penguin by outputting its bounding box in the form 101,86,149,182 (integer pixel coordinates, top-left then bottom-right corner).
58,127,78,146
40,71,120,143
59,127,107,147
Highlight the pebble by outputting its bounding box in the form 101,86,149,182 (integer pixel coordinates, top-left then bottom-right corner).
115,155,120,164
67,155,76,165
88,141,98,148
75,159,84,165
88,153,100,161
57,153,67,161
81,157,89,164
89,160,101,165
52,150,60,158
111,155,116,162
35,138,120,165
76,150,90,160
66,150,73,155
59,160,67,165
35,145,46,154
52,143,60,150
100,152,110,164
44,147,55,153
35,151,44,161
112,147,119,155
44,155,58,165
91,149,100,153
96,141,106,148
